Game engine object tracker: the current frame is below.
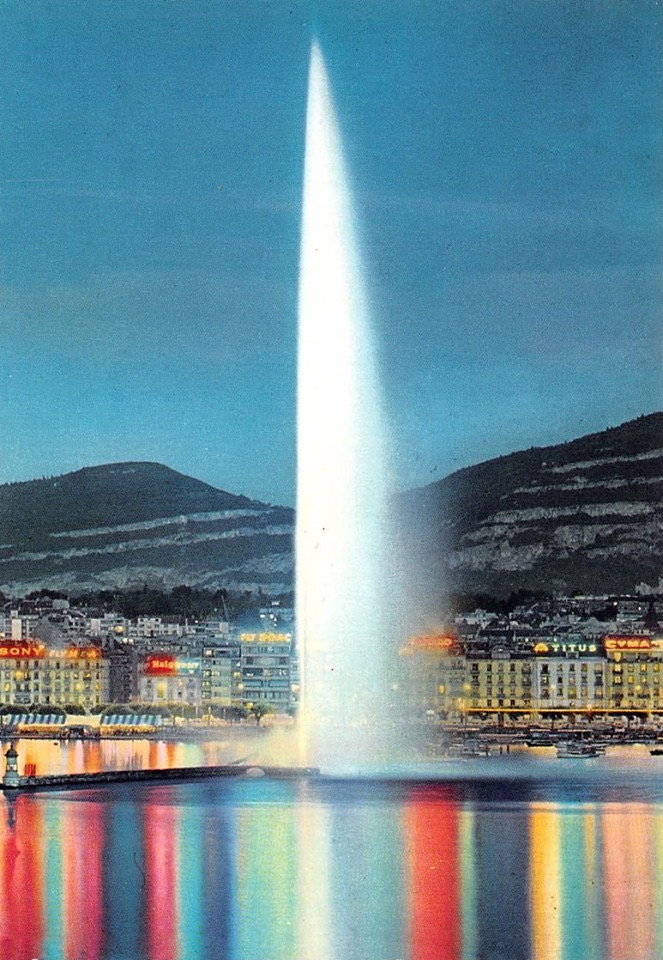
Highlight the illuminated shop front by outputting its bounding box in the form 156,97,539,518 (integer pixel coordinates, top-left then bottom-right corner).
0,642,108,710
402,633,663,723
139,654,202,705
604,636,663,714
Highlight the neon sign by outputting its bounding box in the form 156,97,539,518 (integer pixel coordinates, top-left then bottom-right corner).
409,635,458,653
533,641,599,655
51,648,101,660
604,636,663,652
144,655,200,676
0,644,46,659
0,645,101,660
145,655,176,675
240,632,292,645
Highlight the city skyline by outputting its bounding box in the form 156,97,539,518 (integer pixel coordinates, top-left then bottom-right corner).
1,0,661,507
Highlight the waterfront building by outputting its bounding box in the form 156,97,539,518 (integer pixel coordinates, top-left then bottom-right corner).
402,630,663,726
201,641,241,708
400,634,466,719
0,640,108,711
603,635,663,714
138,653,202,706
465,645,533,714
239,632,293,710
530,638,605,714
107,647,138,704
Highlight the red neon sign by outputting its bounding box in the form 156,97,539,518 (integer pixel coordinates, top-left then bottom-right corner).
0,644,46,659
145,655,177,676
409,635,458,653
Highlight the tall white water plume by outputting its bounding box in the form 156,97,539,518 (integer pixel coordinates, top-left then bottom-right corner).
296,41,397,770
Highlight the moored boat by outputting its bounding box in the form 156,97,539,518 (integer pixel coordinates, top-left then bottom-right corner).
556,741,602,759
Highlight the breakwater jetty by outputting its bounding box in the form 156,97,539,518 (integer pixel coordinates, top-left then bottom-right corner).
1,745,318,792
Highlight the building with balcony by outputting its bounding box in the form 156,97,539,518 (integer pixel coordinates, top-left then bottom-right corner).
138,653,202,706
201,642,241,708
0,640,108,711
239,632,293,710
402,631,663,724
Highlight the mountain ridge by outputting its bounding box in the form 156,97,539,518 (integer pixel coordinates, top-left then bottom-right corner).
0,412,661,598
0,462,293,596
400,411,663,600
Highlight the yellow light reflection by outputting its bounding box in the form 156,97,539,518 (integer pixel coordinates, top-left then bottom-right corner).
530,803,562,960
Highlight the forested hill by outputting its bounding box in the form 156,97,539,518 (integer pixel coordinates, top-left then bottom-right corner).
399,412,663,598
0,462,293,596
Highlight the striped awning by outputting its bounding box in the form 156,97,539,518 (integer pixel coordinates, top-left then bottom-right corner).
3,714,67,726
101,714,163,727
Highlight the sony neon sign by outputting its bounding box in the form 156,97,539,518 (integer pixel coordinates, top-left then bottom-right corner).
0,644,46,659
0,645,101,660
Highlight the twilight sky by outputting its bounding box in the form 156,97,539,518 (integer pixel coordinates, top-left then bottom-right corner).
1,0,661,505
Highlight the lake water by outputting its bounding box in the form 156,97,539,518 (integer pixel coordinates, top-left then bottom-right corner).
2,739,663,960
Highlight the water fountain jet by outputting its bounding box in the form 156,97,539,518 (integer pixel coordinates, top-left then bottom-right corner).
296,40,399,772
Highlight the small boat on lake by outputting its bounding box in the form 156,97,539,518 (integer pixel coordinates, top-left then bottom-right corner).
526,736,555,747
556,741,602,759
444,740,489,759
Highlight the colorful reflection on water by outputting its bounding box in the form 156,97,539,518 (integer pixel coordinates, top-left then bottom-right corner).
3,735,251,779
1,765,663,960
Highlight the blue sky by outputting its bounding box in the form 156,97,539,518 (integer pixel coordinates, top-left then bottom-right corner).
1,0,661,505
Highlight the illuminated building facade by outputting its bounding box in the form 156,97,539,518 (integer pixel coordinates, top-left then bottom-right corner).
0,641,108,710
201,642,241,707
604,635,663,712
403,633,663,722
466,649,533,712
139,654,202,705
531,640,605,712
401,635,466,717
239,632,293,709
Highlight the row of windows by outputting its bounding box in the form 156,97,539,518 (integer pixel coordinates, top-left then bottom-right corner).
241,690,290,701
471,664,531,673
4,682,103,691
242,646,290,656
471,698,531,707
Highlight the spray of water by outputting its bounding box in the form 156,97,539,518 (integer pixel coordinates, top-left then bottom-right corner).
296,41,400,771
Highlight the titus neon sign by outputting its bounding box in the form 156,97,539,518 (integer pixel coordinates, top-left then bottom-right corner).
533,642,599,655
